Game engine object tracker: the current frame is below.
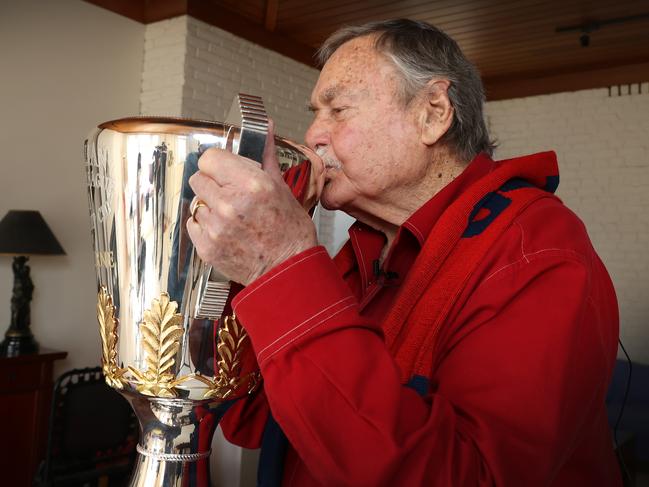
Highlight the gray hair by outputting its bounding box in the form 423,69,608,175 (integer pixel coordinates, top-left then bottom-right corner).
317,19,496,162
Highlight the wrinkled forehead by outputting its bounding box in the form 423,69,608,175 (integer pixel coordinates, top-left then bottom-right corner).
325,34,378,67
312,35,399,102
315,38,375,95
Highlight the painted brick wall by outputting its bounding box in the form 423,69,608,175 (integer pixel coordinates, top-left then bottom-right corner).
182,17,318,142
486,84,649,363
140,17,187,116
141,15,318,141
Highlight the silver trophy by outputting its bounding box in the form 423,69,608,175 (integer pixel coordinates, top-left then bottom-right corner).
84,94,316,486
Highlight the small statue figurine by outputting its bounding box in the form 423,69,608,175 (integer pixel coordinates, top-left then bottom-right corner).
1,256,38,356
10,256,34,331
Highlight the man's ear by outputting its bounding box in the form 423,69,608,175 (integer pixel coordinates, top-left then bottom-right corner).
419,80,454,146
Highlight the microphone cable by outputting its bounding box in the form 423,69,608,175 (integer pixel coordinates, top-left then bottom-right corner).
613,338,633,484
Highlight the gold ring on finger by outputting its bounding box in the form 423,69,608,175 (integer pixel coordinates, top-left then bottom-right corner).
190,199,207,222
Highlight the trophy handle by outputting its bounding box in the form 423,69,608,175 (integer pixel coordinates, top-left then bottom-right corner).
225,93,269,162
190,93,269,320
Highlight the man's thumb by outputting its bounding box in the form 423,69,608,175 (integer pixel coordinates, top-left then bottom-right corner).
262,118,282,182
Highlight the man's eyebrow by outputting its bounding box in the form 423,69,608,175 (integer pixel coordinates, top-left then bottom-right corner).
308,84,349,111
321,85,341,103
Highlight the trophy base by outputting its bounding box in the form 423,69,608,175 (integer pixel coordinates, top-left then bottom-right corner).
125,394,234,487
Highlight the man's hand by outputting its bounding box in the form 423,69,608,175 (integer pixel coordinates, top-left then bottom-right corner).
186,122,320,286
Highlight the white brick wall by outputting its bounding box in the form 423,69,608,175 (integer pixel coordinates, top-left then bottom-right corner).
181,17,318,141
141,15,321,126
486,84,649,363
140,17,187,116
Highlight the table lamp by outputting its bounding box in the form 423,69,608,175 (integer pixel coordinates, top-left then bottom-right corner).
0,210,66,356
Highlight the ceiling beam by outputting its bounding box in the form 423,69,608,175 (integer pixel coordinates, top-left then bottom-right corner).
186,0,315,66
84,0,649,100
265,0,279,32
484,60,649,101
142,0,188,23
83,0,316,67
83,0,146,22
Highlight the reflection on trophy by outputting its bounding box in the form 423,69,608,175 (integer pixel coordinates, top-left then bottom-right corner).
84,94,315,486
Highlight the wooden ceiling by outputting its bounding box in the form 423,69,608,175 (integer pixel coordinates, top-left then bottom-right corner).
85,0,649,100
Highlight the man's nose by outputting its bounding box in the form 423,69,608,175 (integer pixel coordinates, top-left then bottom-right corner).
304,118,329,151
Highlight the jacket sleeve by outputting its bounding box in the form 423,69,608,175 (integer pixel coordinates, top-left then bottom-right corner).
230,237,618,486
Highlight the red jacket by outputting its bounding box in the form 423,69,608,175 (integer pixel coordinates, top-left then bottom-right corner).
221,152,621,486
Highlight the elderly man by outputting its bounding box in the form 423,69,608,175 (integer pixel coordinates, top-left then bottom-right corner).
187,19,621,487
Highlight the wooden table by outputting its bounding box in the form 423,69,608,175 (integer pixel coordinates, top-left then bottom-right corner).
0,349,67,486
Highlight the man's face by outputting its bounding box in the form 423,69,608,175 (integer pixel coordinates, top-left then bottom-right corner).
305,36,430,224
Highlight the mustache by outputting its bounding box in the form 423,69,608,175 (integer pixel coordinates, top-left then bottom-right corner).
315,147,342,170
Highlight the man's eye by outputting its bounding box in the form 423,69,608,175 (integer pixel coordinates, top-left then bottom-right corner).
331,107,347,115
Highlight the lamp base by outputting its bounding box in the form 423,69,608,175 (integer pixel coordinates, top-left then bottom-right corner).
2,255,39,357
0,332,39,357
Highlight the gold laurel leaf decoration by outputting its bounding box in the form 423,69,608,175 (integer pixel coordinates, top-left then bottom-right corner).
134,293,184,398
97,287,128,389
201,314,256,400
218,343,233,366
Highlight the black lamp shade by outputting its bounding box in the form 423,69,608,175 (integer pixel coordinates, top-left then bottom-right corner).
0,210,66,256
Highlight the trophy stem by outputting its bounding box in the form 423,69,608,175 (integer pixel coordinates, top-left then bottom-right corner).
126,395,232,487
130,447,212,487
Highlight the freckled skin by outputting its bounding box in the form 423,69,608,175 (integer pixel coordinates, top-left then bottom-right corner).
187,135,319,285
305,36,444,237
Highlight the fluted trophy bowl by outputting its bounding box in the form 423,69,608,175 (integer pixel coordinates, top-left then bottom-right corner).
84,95,314,486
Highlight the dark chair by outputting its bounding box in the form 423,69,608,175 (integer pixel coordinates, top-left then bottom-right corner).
607,359,649,487
34,367,138,487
